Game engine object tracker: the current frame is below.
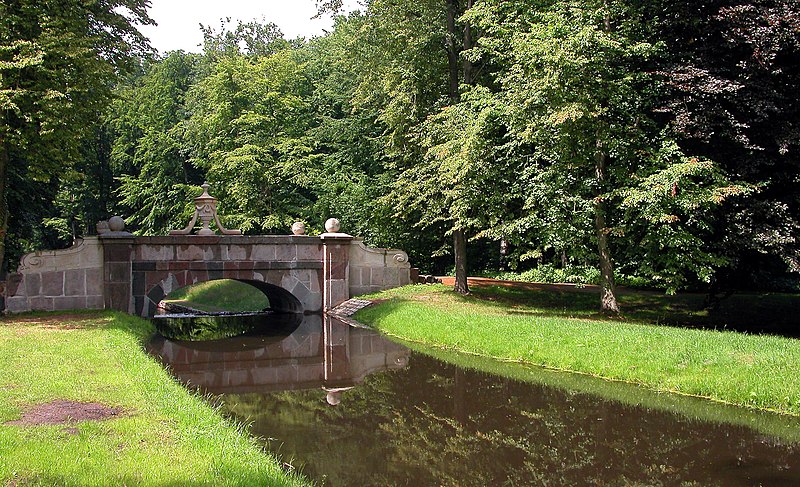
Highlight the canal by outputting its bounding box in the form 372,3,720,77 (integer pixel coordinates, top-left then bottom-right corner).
147,314,800,486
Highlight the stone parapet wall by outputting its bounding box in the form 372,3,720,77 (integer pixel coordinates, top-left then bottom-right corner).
4,238,105,313
130,235,325,316
134,235,323,261
348,238,411,296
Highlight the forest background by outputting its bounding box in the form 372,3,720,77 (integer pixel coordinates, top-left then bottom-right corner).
1,0,798,312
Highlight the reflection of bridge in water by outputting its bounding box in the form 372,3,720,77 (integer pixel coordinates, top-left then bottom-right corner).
146,314,410,401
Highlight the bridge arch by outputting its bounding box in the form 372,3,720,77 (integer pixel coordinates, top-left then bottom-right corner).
236,279,303,313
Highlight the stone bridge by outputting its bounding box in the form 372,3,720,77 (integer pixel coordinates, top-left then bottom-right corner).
3,231,411,317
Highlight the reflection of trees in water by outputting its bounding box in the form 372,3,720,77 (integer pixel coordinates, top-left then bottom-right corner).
224,374,400,485
222,354,799,487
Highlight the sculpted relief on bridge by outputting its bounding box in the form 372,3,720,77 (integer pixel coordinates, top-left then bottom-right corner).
2,185,412,316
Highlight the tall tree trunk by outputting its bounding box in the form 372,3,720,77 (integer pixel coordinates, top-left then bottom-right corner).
445,0,460,102
445,0,472,295
453,229,469,294
593,7,619,313
594,144,620,313
0,143,9,277
462,0,474,86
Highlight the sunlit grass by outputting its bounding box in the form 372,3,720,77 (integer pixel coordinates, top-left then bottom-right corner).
164,279,270,312
356,285,800,416
0,311,308,486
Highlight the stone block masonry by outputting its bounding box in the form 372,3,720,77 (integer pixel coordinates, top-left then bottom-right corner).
4,238,105,313
348,238,412,296
4,232,412,317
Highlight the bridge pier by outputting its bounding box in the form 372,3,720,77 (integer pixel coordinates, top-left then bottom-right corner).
322,233,353,312
101,235,136,313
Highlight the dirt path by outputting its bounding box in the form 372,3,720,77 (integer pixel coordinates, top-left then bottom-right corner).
437,276,669,296
438,276,603,294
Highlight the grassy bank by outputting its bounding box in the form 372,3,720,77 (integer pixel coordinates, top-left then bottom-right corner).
0,311,307,487
163,279,270,313
355,284,800,416
401,339,800,443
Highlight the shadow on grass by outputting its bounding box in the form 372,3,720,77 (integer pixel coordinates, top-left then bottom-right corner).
442,284,800,337
0,309,115,328
0,309,157,347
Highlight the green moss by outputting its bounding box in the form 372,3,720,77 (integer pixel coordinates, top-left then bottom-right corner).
0,311,308,486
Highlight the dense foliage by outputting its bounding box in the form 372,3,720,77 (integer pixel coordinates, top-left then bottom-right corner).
2,0,798,309
0,0,154,270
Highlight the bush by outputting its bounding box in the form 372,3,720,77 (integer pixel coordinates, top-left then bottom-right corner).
493,265,600,286
490,265,660,290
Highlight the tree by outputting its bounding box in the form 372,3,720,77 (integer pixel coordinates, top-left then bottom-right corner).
200,18,289,59
185,49,317,233
111,51,206,234
389,86,518,284
471,0,748,310
0,0,153,271
648,0,800,291
303,14,396,240
344,0,485,294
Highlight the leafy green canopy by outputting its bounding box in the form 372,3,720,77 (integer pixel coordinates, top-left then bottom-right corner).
0,0,153,269
4,1,798,299
646,0,800,290
470,0,751,293
111,51,204,235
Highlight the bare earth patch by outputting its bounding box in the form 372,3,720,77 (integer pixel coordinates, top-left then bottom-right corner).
5,400,123,426
5,313,99,324
1,314,112,335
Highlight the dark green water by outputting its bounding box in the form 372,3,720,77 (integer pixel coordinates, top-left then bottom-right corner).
148,315,800,486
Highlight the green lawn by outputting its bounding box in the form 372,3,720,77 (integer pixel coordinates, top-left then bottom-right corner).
163,279,270,313
0,311,308,487
355,284,800,416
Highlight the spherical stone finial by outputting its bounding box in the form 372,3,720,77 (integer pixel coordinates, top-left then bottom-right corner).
326,391,341,406
108,216,126,232
96,220,110,235
291,222,306,235
324,218,341,233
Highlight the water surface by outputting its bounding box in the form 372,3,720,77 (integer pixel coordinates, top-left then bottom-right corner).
147,315,800,486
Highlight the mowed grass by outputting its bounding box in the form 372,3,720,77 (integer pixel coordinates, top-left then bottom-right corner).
164,279,270,312
0,311,308,487
356,284,800,416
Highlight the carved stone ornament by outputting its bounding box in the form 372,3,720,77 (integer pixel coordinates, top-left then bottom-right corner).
170,183,242,236
291,222,306,235
324,218,341,233
96,220,110,235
